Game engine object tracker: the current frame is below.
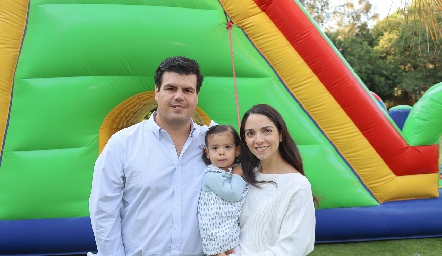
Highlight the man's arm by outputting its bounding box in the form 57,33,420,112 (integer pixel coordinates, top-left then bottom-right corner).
89,136,126,256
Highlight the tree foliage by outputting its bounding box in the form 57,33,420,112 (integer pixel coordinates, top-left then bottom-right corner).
326,24,400,99
374,9,442,102
303,0,333,28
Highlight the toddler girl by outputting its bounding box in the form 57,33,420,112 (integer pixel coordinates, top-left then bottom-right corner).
198,125,248,256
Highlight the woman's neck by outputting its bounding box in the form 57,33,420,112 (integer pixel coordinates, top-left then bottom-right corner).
259,155,297,174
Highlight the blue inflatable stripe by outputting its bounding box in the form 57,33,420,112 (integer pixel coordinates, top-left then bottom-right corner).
0,217,96,255
316,189,442,243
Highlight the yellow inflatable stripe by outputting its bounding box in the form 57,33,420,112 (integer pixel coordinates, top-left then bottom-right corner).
0,0,29,160
99,91,211,153
99,92,157,153
220,0,439,201
385,173,439,201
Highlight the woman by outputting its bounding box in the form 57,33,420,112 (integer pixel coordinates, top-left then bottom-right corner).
237,104,316,256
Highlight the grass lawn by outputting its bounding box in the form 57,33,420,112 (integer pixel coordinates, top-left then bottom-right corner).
66,238,442,255
310,237,442,256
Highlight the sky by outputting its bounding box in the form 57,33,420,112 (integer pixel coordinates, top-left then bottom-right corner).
325,0,407,29
330,0,406,19
369,0,405,19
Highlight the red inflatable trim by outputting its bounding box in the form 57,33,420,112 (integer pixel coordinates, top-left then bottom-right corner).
253,0,438,176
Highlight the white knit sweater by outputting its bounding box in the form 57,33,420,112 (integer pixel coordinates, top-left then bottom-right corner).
238,170,316,256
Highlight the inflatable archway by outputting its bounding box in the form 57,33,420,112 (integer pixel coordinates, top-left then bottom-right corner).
1,0,442,254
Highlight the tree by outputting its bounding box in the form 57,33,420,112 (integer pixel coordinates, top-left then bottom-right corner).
332,0,379,33
327,26,400,99
407,0,442,41
374,8,442,102
303,0,333,28
318,1,400,100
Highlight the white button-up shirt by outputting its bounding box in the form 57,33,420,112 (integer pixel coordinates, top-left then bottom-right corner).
89,113,208,256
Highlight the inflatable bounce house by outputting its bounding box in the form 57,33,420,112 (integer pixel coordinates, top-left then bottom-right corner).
1,0,442,254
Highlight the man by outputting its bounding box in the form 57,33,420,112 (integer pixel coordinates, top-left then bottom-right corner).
89,56,208,256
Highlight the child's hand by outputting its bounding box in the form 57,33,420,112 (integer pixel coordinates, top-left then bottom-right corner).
232,165,243,176
214,253,228,256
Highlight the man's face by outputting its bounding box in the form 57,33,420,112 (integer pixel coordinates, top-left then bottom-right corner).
154,71,198,128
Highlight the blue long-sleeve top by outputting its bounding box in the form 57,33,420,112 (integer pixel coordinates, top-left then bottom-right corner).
201,164,246,202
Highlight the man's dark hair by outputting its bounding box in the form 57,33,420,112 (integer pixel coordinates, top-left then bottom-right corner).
154,56,204,93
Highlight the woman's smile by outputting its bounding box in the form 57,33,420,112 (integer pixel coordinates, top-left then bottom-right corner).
244,114,281,162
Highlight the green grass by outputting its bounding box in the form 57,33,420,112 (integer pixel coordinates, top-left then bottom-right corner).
64,238,442,256
310,237,442,256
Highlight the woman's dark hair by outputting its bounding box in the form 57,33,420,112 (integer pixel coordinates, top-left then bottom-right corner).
202,125,241,165
240,104,319,206
239,104,304,186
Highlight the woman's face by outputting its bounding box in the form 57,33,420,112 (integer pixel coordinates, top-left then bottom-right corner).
243,113,282,162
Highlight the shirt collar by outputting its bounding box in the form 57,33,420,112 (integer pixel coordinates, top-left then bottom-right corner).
148,111,197,140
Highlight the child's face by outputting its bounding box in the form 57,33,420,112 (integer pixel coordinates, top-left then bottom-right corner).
204,132,240,170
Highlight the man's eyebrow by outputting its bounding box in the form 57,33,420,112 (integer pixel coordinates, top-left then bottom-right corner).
184,86,195,91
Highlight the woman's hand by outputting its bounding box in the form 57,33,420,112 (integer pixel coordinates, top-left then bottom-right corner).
224,248,235,254
232,165,243,176
214,247,235,256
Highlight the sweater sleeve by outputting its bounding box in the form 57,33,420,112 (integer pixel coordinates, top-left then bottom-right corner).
202,171,246,202
256,184,316,256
